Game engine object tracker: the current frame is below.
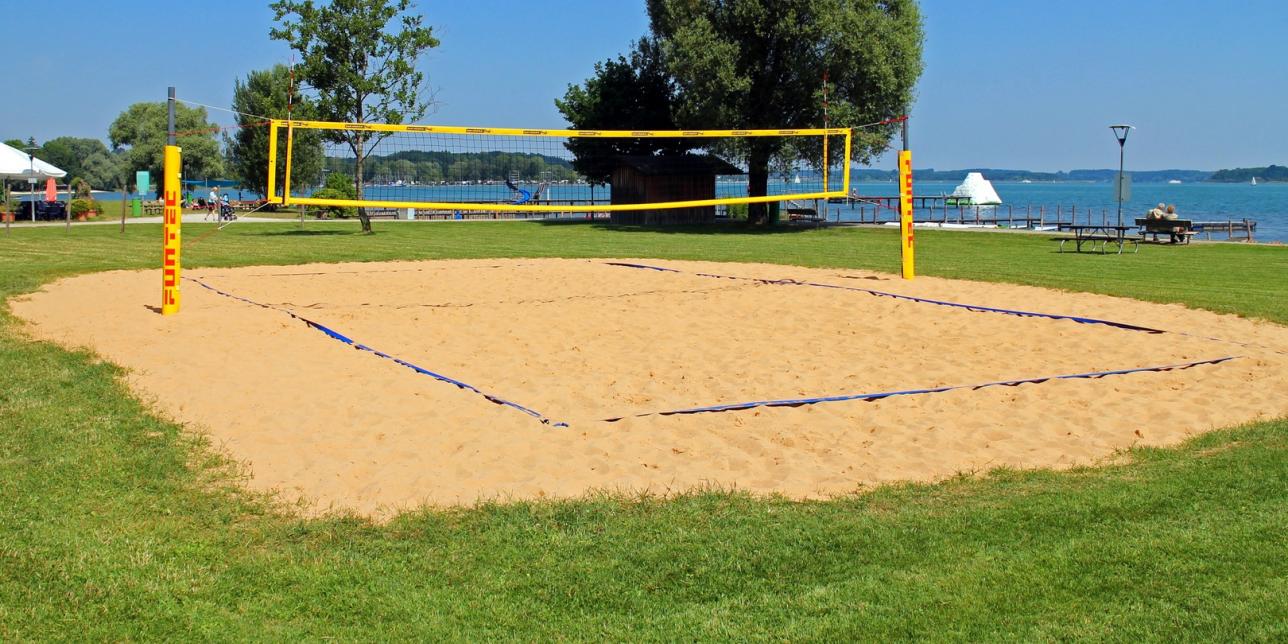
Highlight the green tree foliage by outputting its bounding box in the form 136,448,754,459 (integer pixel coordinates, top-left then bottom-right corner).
555,38,694,185
81,149,127,190
330,151,575,184
226,65,325,200
108,102,224,192
39,137,125,190
68,177,93,200
415,161,443,183
3,138,26,149
311,170,358,217
1208,165,1288,183
564,0,923,223
270,0,440,232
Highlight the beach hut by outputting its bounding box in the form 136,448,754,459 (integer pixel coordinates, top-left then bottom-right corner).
609,154,744,225
947,172,1002,206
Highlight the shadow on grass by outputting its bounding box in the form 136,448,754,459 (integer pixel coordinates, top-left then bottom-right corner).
246,229,359,237
533,219,820,235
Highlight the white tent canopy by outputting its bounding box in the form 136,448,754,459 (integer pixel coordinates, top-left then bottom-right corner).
950,172,1002,205
0,141,67,181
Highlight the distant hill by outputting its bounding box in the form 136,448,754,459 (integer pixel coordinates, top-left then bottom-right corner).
1208,165,1287,183
853,168,1213,183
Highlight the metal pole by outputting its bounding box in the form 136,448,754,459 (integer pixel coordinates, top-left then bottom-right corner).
167,87,176,145
1117,139,1125,228
28,151,36,222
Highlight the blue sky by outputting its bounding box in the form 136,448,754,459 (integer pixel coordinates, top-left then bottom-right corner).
2,0,1284,171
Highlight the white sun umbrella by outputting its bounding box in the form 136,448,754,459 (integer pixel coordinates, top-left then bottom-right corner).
1,141,67,222
0,140,67,180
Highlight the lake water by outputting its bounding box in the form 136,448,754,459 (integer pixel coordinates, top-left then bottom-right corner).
851,180,1287,242
55,178,1288,242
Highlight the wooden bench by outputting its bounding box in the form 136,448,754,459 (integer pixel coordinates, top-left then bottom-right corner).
1135,217,1195,244
787,208,824,223
364,207,401,219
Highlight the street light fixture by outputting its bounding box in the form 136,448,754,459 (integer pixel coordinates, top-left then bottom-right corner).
25,146,39,223
1109,125,1133,228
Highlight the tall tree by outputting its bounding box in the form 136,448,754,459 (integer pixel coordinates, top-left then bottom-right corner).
39,137,124,190
108,102,224,191
555,37,694,185
646,0,923,223
79,150,126,191
270,0,439,232
226,65,325,200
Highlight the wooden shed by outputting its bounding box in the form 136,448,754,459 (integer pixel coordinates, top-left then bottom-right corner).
609,154,744,225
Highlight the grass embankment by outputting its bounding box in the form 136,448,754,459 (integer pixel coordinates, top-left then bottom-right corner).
2,222,1286,639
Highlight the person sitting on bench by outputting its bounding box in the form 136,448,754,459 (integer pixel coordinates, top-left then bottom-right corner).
1164,205,1184,243
1146,202,1166,220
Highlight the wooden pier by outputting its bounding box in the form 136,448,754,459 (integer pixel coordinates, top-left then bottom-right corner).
1191,219,1257,242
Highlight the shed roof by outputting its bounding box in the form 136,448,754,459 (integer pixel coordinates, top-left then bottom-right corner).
615,154,744,177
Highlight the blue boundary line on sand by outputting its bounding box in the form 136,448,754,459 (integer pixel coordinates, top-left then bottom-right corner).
602,262,1166,334
601,356,1237,422
185,277,568,428
185,264,1244,427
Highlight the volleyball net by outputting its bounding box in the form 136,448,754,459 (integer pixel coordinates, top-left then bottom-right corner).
267,120,853,213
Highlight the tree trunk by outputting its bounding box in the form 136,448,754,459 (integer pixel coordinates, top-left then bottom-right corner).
747,145,771,225
354,136,372,233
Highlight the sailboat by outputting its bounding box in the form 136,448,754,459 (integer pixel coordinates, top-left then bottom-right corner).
1251,177,1258,186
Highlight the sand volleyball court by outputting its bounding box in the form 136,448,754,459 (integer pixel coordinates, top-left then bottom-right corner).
11,258,1288,517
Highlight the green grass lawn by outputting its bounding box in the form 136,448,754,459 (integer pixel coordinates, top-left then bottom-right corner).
2,221,1286,639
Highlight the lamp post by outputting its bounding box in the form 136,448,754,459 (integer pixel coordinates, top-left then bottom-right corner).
25,146,39,222
1109,124,1133,228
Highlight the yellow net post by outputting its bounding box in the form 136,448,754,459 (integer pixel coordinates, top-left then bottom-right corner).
161,87,182,315
266,120,279,204
161,144,181,314
822,71,829,192
898,119,914,280
282,121,295,206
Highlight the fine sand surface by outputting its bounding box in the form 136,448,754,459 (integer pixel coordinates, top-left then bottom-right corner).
11,258,1288,517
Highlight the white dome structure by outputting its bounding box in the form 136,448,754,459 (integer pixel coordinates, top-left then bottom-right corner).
949,172,1002,205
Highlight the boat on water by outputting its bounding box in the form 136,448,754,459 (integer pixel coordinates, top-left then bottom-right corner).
945,172,1002,206
1168,179,1182,184
1252,177,1258,186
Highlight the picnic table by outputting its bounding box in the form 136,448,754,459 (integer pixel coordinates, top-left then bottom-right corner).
1057,224,1139,254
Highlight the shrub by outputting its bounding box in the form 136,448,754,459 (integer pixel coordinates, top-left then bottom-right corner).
724,203,778,223
310,188,356,218
69,177,93,200
323,171,357,198
69,198,95,217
